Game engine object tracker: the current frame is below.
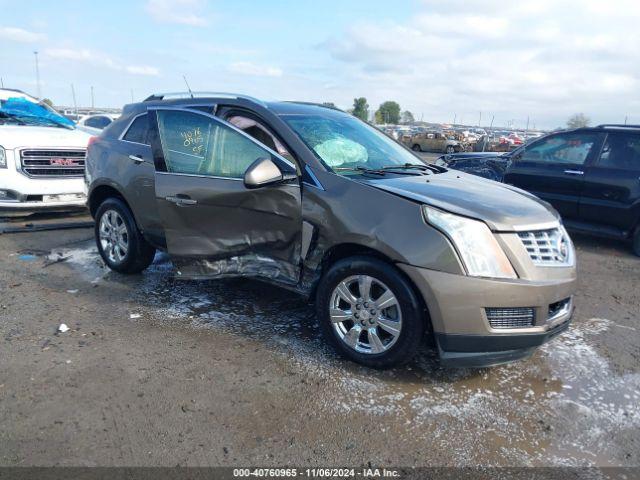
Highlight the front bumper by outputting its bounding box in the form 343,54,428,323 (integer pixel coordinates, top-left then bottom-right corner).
398,264,576,368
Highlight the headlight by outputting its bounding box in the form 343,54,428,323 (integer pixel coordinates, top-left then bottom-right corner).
0,147,6,168
423,205,517,279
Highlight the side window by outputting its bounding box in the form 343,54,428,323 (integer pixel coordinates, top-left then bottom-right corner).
227,115,293,161
598,133,640,170
86,116,112,129
157,110,273,178
521,133,598,165
123,114,149,145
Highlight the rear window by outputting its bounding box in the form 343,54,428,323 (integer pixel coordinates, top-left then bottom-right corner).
122,114,149,145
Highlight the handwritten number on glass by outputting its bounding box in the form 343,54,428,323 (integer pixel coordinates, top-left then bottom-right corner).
180,127,204,156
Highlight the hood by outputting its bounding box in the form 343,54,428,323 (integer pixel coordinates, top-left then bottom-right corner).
363,170,558,231
0,126,92,150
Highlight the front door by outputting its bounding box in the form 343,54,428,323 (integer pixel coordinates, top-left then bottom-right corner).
148,107,302,285
504,131,604,219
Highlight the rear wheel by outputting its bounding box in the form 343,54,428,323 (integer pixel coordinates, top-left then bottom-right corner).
412,144,422,152
95,198,156,274
633,226,640,257
316,256,426,368
446,145,455,154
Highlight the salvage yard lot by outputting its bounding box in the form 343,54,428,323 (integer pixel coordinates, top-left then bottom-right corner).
0,221,638,467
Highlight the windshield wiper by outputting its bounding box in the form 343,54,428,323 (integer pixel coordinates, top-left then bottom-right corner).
333,166,387,176
381,163,446,174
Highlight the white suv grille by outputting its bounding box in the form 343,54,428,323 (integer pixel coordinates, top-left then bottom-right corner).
517,227,572,266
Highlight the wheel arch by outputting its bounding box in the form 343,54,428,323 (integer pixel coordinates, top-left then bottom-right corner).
88,182,132,219
313,242,434,338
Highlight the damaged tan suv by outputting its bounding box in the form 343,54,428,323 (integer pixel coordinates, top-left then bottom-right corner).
86,93,576,368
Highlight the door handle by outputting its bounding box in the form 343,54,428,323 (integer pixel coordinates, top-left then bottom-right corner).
165,195,197,206
563,169,584,175
128,155,144,165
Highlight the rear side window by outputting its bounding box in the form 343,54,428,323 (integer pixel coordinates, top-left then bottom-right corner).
598,133,640,170
123,114,149,145
156,110,273,178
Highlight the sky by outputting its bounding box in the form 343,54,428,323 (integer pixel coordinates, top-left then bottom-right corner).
1,0,639,129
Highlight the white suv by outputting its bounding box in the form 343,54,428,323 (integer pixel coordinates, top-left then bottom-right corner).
0,89,91,216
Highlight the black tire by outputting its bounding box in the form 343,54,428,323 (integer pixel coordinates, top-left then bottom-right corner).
633,227,640,257
412,144,422,152
95,197,156,274
446,145,455,154
316,256,426,368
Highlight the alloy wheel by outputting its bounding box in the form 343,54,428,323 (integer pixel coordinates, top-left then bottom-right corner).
99,209,129,264
329,275,402,354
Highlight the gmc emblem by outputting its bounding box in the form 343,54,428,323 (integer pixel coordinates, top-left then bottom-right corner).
50,157,78,166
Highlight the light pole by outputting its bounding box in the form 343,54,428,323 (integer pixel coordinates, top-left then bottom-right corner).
33,51,41,99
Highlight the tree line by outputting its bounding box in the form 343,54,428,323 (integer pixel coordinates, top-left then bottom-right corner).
348,97,414,125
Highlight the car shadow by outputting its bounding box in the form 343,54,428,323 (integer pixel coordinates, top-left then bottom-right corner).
570,232,637,259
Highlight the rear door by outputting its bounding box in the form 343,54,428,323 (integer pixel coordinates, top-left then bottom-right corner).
579,131,640,234
504,131,604,218
148,107,302,285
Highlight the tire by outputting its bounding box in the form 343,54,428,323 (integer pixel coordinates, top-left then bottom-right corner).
633,227,640,257
412,144,422,152
95,197,156,274
316,256,426,368
446,145,455,154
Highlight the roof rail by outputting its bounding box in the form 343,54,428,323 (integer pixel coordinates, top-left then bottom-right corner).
597,123,640,129
143,91,267,107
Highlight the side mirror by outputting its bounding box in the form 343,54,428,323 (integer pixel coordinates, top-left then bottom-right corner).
244,157,284,189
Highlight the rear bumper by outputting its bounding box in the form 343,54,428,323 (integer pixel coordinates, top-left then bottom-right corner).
397,264,576,368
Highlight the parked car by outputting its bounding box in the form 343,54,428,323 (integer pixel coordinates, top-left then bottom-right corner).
86,92,576,369
438,125,640,255
407,131,462,154
0,88,91,216
76,113,120,133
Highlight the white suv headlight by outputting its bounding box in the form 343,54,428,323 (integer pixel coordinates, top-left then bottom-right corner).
0,147,6,168
423,205,517,279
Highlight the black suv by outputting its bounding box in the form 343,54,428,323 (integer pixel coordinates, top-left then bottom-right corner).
440,125,640,255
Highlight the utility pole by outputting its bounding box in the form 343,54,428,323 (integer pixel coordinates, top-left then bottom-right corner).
71,84,78,118
91,86,95,110
0,77,4,88
131,89,135,103
453,113,457,125
33,51,41,99
525,116,530,138
478,111,482,127
624,115,628,125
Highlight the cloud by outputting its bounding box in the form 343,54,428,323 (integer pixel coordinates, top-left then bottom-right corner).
44,48,159,76
324,0,640,127
229,62,283,77
146,0,208,27
0,26,46,43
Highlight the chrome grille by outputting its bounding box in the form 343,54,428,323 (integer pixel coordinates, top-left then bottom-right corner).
20,149,86,177
517,228,572,266
486,307,535,329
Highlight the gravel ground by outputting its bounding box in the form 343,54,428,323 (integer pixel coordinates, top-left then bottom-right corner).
0,217,638,467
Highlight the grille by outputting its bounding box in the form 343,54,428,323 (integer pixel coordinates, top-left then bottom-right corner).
517,228,571,266
20,149,86,177
486,307,535,329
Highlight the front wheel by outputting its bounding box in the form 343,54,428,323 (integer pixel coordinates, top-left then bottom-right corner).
95,197,156,274
316,256,426,368
412,144,422,152
445,145,455,154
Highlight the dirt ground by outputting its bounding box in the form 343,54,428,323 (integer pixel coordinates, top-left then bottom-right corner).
0,214,638,468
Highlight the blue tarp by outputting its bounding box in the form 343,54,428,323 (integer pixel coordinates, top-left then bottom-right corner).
0,97,74,128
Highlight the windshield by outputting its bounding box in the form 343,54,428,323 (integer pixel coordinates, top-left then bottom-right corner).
0,97,74,129
282,112,423,174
